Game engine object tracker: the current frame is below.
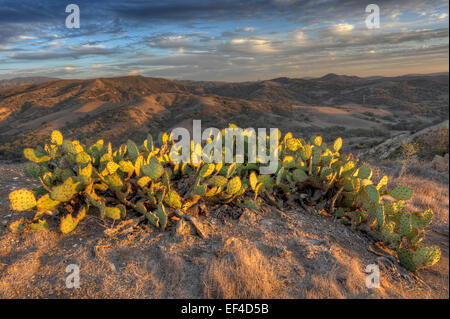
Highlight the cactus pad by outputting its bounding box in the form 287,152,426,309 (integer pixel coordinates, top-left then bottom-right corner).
142,156,164,180
227,176,242,195
51,130,63,145
9,189,37,211
412,246,441,269
389,185,413,201
208,175,228,188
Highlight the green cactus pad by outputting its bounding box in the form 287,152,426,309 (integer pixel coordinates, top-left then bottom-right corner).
156,203,167,230
357,165,372,179
103,173,124,192
397,249,416,272
142,156,164,180
376,204,385,228
411,209,433,229
399,212,412,236
365,185,380,204
29,219,50,231
208,175,228,188
389,185,413,201
343,178,359,192
127,139,140,161
195,184,208,196
292,169,308,183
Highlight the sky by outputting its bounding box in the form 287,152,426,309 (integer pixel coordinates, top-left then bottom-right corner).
0,0,448,81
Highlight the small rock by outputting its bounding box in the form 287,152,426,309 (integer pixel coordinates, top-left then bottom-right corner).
431,153,449,173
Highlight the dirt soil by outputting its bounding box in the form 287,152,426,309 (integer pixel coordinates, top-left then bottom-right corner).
0,163,448,299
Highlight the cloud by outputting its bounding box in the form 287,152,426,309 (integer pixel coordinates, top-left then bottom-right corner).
334,23,354,33
148,34,191,49
235,27,255,32
18,35,37,40
0,0,448,81
290,30,307,43
128,69,144,75
222,38,278,54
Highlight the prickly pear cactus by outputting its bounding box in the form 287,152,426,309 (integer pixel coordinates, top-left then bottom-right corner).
7,128,441,274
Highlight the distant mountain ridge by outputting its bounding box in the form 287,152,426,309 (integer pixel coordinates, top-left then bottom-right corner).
0,77,59,91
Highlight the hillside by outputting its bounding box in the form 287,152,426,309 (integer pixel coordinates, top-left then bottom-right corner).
0,74,448,161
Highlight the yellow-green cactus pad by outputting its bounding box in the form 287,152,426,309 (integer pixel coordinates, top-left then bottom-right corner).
286,138,301,151
60,214,78,234
119,160,134,173
413,246,441,268
105,207,122,220
208,175,228,188
106,161,120,175
199,163,215,178
164,190,182,209
37,194,60,211
51,130,63,145
50,183,76,202
24,148,50,163
9,189,37,211
226,176,242,195
137,176,152,187
333,137,343,152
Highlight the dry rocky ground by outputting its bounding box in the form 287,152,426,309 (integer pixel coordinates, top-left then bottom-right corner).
0,161,448,299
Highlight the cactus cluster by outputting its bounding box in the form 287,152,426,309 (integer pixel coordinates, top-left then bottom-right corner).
8,127,441,273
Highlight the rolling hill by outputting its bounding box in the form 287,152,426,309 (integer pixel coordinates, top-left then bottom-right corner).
0,73,448,161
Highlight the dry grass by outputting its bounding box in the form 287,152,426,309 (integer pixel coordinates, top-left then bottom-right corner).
203,239,285,299
395,174,449,227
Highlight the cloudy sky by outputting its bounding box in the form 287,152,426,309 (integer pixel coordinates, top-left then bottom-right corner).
0,0,448,81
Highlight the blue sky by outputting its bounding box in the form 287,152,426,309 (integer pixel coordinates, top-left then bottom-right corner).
0,0,448,81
